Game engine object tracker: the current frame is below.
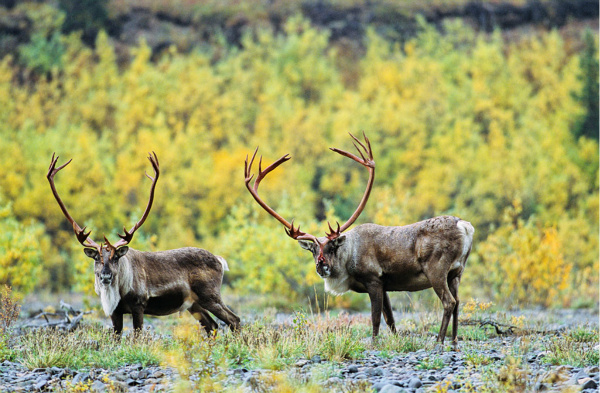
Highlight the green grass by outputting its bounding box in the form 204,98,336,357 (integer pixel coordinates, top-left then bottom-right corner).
19,325,168,370
416,355,445,370
545,336,600,368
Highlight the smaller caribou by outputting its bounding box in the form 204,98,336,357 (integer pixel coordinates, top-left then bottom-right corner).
47,152,240,335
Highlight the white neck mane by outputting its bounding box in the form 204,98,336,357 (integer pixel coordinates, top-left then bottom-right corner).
95,255,135,317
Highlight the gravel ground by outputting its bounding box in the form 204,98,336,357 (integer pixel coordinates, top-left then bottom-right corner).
2,345,599,392
2,309,598,392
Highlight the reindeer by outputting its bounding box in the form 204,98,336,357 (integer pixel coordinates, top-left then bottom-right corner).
244,133,474,348
47,152,240,335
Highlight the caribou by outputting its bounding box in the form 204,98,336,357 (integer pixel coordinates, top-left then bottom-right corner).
244,133,474,348
47,152,240,335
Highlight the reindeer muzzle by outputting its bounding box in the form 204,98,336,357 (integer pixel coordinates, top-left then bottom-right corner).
316,254,331,277
100,273,113,285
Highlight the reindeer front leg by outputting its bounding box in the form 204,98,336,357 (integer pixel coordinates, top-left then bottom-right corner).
367,281,384,337
131,307,145,333
110,312,123,336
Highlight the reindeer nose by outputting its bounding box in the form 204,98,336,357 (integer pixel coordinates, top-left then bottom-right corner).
100,273,112,284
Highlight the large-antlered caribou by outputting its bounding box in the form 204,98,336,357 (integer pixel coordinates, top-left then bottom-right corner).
244,133,474,348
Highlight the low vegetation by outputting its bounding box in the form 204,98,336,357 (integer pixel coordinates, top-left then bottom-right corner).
3,310,598,392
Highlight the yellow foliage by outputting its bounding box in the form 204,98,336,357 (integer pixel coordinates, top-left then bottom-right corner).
0,16,596,308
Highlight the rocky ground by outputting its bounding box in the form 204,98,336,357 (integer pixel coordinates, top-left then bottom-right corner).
2,309,598,392
1,343,599,392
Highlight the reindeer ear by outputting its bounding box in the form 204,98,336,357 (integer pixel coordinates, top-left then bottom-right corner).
331,235,346,248
115,246,129,258
298,240,317,254
83,248,98,259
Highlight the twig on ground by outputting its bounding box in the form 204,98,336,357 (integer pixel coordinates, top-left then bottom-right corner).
18,301,91,332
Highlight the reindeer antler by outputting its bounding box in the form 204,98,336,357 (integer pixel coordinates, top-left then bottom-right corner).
326,132,375,239
48,152,160,255
47,153,102,253
111,152,160,250
244,148,320,243
244,132,375,243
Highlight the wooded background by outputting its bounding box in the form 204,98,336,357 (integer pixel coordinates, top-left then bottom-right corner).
0,0,597,310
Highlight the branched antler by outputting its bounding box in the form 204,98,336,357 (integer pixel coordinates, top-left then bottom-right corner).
325,132,375,239
244,132,375,244
47,153,101,253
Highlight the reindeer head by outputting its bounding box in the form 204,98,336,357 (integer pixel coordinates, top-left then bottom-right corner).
85,245,129,285
47,152,160,286
244,133,374,278
298,236,347,277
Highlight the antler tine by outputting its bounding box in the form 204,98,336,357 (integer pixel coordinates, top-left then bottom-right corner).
326,133,376,237
326,221,341,240
47,153,101,252
244,147,259,183
329,132,374,168
253,154,290,191
112,152,160,249
244,148,318,242
349,131,372,159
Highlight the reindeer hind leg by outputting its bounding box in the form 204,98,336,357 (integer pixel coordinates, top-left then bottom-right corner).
195,295,240,332
448,276,461,349
189,303,218,335
422,255,456,348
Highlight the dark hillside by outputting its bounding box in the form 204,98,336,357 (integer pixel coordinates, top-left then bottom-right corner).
0,0,597,63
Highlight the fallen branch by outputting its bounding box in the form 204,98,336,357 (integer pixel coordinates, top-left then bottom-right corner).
18,301,91,332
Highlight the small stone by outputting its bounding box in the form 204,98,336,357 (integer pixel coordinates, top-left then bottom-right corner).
582,379,598,390
379,385,406,393
348,365,359,373
50,367,63,375
34,379,48,391
144,378,158,385
368,367,384,377
138,369,149,379
90,380,106,393
408,377,422,389
295,360,309,367
71,372,90,385
126,378,138,386
586,366,599,374
310,355,322,364
150,371,165,379
113,372,128,382
129,371,140,380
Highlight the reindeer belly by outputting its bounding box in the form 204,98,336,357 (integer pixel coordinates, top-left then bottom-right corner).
384,271,432,292
144,291,192,316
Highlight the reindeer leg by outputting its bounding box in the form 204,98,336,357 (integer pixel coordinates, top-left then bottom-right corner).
189,303,218,335
198,298,240,332
423,258,456,350
110,312,123,336
367,281,384,337
448,276,461,349
131,308,144,335
431,281,456,348
382,291,397,334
